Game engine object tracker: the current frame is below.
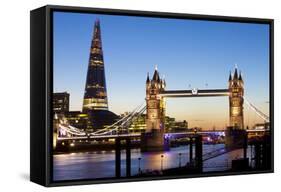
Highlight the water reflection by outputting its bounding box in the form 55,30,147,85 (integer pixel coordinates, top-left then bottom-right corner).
53,144,250,181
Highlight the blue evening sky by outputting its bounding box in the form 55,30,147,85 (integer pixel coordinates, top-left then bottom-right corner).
53,11,270,129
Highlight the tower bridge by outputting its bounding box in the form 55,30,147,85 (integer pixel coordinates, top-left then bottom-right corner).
143,66,245,151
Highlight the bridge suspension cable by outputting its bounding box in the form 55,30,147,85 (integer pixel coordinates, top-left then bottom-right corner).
90,101,145,135
90,104,146,136
57,100,146,137
243,96,269,122
59,124,86,136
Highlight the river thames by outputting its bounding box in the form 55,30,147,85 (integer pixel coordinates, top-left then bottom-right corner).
53,144,253,181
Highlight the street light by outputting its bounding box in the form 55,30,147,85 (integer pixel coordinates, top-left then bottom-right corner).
178,153,182,168
138,157,142,174
194,127,198,134
160,155,164,171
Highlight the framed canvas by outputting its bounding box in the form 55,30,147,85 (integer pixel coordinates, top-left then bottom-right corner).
30,5,274,187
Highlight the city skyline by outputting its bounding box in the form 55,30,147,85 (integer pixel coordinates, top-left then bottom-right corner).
53,11,270,129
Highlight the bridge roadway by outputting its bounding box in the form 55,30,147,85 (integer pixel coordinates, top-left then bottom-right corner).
57,129,268,141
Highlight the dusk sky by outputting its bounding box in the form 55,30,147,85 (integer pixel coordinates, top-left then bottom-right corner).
53,11,270,129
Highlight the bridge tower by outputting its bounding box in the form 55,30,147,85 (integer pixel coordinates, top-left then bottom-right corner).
228,67,244,129
146,68,166,132
141,68,167,151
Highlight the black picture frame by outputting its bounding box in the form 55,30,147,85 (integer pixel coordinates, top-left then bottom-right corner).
30,4,274,187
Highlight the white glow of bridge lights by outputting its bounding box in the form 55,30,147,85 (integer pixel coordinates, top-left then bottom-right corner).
59,129,67,136
164,133,171,140
192,88,198,95
194,127,198,134
70,143,75,147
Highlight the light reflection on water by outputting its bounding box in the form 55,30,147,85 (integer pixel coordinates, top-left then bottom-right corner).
53,144,252,181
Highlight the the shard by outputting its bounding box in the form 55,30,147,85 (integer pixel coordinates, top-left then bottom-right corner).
83,19,108,112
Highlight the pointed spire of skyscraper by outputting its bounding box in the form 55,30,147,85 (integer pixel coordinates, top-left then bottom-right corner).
83,19,108,112
96,18,100,24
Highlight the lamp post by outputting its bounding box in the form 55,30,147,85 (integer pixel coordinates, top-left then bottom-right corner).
138,157,142,175
160,155,164,171
178,153,182,168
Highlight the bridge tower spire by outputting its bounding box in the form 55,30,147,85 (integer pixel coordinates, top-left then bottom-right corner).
142,68,166,151
229,67,244,129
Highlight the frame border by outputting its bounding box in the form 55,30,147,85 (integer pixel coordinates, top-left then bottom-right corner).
38,4,274,187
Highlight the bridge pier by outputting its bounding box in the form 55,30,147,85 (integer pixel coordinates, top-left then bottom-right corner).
254,143,261,169
225,126,247,149
115,138,121,178
126,138,131,177
189,140,193,163
195,135,203,172
140,129,167,152
251,134,271,170
188,135,202,172
115,137,132,178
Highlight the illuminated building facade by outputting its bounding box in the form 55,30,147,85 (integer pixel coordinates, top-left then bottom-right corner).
81,20,118,130
53,92,69,113
129,114,146,133
64,111,92,132
229,67,244,129
83,20,108,112
124,114,188,133
165,117,188,133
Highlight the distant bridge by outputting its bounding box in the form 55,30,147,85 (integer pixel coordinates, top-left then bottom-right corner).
56,128,268,141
